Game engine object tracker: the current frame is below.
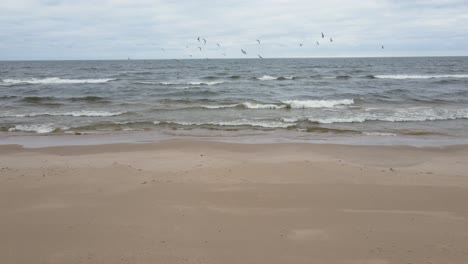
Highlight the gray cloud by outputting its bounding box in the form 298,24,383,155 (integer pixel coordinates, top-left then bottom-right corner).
1,0,467,60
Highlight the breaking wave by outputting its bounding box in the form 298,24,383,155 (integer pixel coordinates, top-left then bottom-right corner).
374,74,468,79
4,111,125,118
1,77,115,85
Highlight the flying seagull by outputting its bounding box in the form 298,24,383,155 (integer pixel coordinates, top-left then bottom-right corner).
189,54,193,57
222,53,226,56
197,37,200,42
256,39,261,44
198,46,202,51
300,43,303,47
203,38,207,45
241,49,247,54
382,45,385,49
161,48,166,52
321,32,325,38
330,38,333,42
217,43,221,48
258,54,263,59
316,41,320,45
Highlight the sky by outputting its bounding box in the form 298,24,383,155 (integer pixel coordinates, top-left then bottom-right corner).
1,0,468,60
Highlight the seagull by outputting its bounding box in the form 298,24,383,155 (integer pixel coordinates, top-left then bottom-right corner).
330,38,333,42
189,54,193,57
161,48,166,52
197,37,200,42
300,43,303,47
203,38,207,45
241,49,247,54
222,53,226,56
198,46,202,51
316,41,320,45
321,32,325,38
217,43,221,48
382,45,385,49
256,39,261,44
258,54,263,59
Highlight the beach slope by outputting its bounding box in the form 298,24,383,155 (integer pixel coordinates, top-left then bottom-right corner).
1,141,467,264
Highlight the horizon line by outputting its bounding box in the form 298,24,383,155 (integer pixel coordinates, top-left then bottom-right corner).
2,55,468,62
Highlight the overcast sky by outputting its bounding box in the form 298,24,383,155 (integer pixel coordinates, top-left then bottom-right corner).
1,0,468,60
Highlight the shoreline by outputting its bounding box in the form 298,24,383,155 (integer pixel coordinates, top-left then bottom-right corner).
2,130,468,148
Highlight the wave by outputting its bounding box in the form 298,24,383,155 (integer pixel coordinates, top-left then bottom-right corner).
374,74,468,80
162,99,355,110
4,111,125,118
67,96,108,102
362,132,397,136
8,124,65,134
256,75,296,81
200,104,239,109
140,80,225,86
155,120,295,129
307,108,468,124
336,75,351,80
19,96,56,103
242,102,287,109
0,95,19,100
1,77,115,85
283,99,354,108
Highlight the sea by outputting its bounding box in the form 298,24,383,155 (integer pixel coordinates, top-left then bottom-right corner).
1,57,468,145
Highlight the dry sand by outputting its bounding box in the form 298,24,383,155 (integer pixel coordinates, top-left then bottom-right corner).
1,140,468,264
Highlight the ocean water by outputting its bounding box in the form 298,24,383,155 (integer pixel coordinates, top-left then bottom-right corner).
1,57,468,141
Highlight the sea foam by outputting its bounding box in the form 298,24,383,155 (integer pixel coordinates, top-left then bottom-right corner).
374,74,468,79
1,77,115,84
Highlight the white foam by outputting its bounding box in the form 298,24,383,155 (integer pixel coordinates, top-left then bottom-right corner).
1,77,115,84
160,120,295,128
201,104,239,109
242,102,287,109
8,124,58,133
159,80,225,86
308,108,468,124
257,75,277,81
309,116,367,124
281,117,299,123
284,99,354,108
7,111,124,118
374,74,468,79
363,132,397,136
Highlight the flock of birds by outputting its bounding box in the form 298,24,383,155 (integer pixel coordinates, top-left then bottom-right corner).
155,32,385,59
125,33,385,61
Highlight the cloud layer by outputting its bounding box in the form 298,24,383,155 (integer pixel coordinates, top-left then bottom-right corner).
1,0,468,60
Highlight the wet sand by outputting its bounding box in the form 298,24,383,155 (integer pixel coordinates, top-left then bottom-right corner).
1,141,468,264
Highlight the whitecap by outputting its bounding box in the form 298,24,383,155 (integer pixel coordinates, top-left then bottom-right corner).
158,80,225,86
242,102,287,109
8,124,59,133
374,74,468,79
201,104,239,109
156,120,295,128
6,111,124,118
1,77,115,84
363,132,397,136
257,75,277,81
283,99,354,108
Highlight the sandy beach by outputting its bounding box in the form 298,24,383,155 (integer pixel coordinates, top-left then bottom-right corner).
1,140,468,264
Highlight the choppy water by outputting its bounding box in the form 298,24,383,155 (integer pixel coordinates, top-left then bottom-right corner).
1,57,468,140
